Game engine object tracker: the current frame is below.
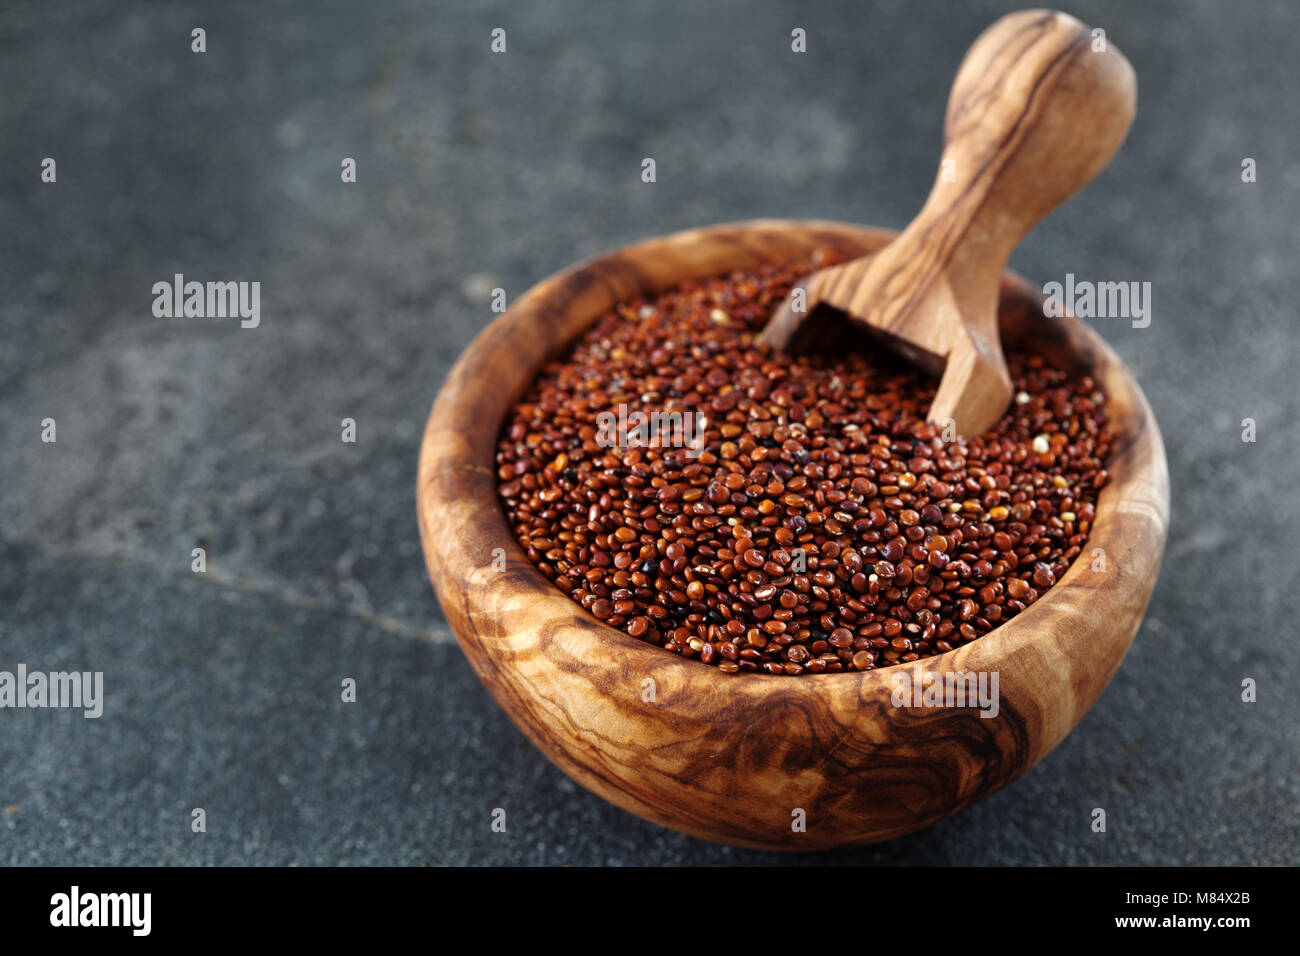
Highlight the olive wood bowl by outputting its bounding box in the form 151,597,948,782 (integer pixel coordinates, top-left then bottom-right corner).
417,220,1169,850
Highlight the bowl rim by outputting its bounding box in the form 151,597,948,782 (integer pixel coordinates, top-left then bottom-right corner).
417,218,1170,846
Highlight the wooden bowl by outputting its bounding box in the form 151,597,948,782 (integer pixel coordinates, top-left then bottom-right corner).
417,220,1169,850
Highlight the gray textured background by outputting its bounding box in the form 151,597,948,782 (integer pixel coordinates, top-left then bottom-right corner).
2,0,1297,865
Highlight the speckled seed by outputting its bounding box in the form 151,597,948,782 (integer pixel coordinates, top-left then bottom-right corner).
1007,578,1033,601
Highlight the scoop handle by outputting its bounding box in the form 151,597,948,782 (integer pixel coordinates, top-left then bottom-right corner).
929,10,1136,281
769,9,1136,436
868,9,1137,343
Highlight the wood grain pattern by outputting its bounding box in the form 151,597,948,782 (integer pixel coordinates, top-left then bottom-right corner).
763,11,1137,436
417,220,1168,850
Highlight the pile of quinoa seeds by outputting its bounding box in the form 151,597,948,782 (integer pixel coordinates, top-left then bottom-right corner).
496,255,1112,675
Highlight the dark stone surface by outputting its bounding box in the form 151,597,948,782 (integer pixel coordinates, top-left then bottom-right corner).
2,0,1296,865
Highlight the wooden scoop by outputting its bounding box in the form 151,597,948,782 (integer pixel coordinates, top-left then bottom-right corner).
762,9,1136,435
